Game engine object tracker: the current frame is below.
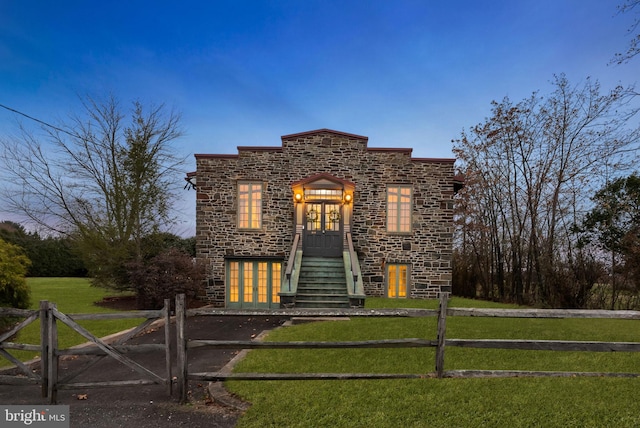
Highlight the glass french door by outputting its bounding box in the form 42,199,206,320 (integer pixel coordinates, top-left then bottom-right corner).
227,261,281,308
303,202,343,257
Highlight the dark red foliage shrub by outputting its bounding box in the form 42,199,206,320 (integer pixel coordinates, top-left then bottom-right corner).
127,248,205,309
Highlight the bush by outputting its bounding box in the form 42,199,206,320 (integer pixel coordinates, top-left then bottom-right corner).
127,248,205,309
0,238,31,309
0,238,31,331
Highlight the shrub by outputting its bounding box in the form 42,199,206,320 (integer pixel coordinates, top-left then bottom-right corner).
127,248,205,309
0,238,31,331
0,238,31,308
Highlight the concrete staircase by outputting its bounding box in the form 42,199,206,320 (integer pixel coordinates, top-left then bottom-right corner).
295,256,350,309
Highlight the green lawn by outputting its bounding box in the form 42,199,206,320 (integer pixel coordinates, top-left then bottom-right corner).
4,283,639,426
229,298,640,428
1,278,141,367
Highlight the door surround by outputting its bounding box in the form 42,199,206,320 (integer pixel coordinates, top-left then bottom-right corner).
291,173,355,257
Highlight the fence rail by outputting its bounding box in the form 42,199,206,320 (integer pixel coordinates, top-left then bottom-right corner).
4,294,640,405
175,294,640,403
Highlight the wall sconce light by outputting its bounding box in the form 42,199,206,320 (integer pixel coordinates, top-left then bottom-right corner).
344,193,353,203
294,193,303,203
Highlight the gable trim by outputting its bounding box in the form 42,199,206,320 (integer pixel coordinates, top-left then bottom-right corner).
281,129,368,140
290,172,356,189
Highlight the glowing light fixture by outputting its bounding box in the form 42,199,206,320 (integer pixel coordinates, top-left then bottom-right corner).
294,192,303,202
344,193,353,203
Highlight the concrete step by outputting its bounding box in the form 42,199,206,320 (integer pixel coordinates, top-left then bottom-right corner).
296,287,347,295
295,299,350,309
296,256,349,309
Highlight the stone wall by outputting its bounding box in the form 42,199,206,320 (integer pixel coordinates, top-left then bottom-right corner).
195,130,454,306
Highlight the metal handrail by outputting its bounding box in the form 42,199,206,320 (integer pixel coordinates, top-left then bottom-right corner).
285,233,300,292
346,232,361,294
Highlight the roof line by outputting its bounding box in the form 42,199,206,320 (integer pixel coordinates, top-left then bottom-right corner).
412,157,456,163
281,128,369,140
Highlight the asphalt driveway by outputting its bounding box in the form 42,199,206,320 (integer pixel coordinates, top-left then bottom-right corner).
0,315,289,428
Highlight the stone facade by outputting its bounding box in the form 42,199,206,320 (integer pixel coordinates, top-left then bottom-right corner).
193,129,455,306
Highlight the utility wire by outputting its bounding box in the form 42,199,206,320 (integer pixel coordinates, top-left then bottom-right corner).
0,102,81,139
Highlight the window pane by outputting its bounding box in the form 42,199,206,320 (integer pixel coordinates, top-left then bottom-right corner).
238,185,249,228
325,204,340,231
399,188,411,232
272,263,281,303
258,262,268,303
229,262,239,302
251,184,262,228
243,262,253,303
306,203,322,231
398,265,407,297
388,264,397,298
304,189,342,200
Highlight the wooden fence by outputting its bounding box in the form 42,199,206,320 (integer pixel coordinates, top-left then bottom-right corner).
175,293,640,403
4,294,640,405
0,300,172,404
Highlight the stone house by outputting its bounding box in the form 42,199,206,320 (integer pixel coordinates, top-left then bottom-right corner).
187,129,456,309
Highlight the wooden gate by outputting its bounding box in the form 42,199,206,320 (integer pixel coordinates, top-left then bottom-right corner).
0,300,172,404
0,303,47,394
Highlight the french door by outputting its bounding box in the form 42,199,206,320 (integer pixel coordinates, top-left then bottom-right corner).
227,261,281,308
303,202,343,257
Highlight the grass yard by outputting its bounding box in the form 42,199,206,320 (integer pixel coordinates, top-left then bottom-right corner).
228,297,640,428
0,278,142,367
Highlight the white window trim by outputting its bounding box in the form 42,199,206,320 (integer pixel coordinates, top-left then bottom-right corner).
238,181,263,230
386,185,412,234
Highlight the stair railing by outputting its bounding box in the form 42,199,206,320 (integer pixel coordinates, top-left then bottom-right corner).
346,232,361,294
285,233,301,292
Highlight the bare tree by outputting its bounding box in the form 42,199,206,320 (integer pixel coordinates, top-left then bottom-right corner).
0,96,184,290
612,0,640,64
453,75,640,307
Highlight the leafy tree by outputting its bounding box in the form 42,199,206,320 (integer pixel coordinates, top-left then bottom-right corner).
0,97,184,291
576,174,640,308
140,232,196,259
0,238,31,308
579,175,640,254
0,221,86,277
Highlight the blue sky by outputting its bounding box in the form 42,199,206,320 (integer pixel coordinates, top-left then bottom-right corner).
1,1,638,235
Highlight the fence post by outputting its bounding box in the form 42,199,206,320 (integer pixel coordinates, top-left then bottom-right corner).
164,298,172,397
47,302,58,404
435,292,448,378
176,294,187,403
39,301,49,398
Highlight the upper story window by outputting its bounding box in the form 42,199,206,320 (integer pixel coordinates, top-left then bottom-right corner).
238,182,262,229
387,185,412,233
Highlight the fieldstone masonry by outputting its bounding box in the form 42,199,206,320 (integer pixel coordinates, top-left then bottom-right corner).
194,129,455,306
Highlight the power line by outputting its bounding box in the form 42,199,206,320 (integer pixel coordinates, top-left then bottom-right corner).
0,102,80,139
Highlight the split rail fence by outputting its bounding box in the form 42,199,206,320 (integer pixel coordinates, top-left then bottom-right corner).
175,293,640,403
2,295,640,405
